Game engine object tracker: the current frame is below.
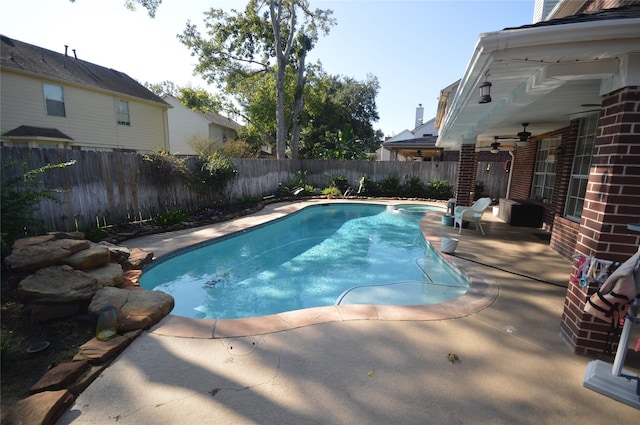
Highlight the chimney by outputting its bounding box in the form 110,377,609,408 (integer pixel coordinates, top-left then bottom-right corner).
64,45,68,56
415,104,424,129
73,49,77,59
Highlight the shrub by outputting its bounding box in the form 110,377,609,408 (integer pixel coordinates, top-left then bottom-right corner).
1,158,75,257
83,226,108,242
155,210,189,227
357,176,376,195
378,175,401,197
427,178,454,200
322,187,342,197
403,176,428,198
140,150,189,187
330,175,349,194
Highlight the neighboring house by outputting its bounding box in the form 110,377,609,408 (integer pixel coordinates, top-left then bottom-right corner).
163,95,242,155
0,35,170,152
434,1,640,355
379,105,443,161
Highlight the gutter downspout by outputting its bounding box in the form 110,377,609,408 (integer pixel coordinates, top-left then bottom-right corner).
505,149,515,199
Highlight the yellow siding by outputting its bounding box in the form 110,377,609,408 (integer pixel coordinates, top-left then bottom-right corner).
0,70,168,151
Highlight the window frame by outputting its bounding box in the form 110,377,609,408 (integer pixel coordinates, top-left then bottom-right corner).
530,137,560,203
115,99,131,126
43,83,66,117
564,113,598,222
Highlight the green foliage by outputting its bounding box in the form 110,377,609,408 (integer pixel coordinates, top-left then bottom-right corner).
178,0,335,158
403,176,428,198
301,72,381,158
218,139,259,159
83,226,108,243
193,151,238,198
155,210,189,227
276,170,313,197
427,178,454,200
378,175,401,197
319,124,366,160
140,150,189,186
177,86,222,113
1,158,75,256
330,175,349,194
357,176,376,195
237,195,262,205
140,148,238,199
321,186,342,197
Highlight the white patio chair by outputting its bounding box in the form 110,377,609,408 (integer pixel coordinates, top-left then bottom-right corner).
453,197,492,235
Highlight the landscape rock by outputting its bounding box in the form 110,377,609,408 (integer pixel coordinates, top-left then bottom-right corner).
4,238,89,272
4,389,74,425
121,269,142,288
121,247,153,270
66,363,109,396
72,334,131,365
98,241,131,263
17,265,102,303
29,360,90,394
85,262,124,287
89,286,174,331
63,245,110,270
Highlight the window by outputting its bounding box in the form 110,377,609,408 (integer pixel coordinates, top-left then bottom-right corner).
43,83,66,117
531,138,560,203
115,100,130,126
565,114,598,221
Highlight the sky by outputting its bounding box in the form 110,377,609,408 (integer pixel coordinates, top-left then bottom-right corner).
1,0,535,137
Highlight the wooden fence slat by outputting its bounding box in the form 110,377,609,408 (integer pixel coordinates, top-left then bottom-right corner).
2,147,508,232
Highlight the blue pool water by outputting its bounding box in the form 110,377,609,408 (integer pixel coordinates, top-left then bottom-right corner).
140,203,469,319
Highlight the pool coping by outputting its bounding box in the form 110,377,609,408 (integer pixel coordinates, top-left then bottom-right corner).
147,200,499,339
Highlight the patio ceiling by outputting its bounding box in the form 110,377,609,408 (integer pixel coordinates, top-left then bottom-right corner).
436,16,640,151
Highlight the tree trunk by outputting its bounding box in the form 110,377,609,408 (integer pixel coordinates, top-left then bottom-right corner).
290,47,307,160
269,0,296,159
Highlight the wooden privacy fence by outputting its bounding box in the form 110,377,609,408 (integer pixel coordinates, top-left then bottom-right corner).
1,147,508,232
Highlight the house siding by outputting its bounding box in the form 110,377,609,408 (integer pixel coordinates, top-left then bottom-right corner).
1,71,168,152
164,96,209,155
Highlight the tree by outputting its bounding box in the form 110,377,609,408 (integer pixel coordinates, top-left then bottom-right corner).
178,0,334,159
300,72,381,158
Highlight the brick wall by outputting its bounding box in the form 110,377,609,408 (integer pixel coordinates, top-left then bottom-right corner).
456,144,478,206
507,142,536,200
550,216,580,260
560,85,640,355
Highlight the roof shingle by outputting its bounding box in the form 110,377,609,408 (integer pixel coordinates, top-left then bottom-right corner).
1,35,168,106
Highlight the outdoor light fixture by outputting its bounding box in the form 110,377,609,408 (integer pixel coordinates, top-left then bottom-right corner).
478,81,492,104
490,140,500,154
516,123,531,147
479,70,492,104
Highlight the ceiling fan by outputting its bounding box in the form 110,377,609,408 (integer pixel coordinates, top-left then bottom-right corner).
516,123,531,147
489,137,512,153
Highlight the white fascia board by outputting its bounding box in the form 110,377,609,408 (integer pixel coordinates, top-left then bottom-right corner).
436,18,640,147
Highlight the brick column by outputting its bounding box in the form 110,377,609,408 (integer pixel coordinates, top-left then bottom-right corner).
456,143,478,206
560,86,640,355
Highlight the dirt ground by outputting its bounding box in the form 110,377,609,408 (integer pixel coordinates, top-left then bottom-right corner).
1,275,96,416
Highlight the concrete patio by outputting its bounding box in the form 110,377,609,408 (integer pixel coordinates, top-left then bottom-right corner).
57,200,639,424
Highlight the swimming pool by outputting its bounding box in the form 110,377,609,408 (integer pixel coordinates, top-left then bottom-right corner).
140,203,469,319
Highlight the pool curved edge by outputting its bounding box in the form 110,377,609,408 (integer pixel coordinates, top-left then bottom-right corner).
145,200,500,339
